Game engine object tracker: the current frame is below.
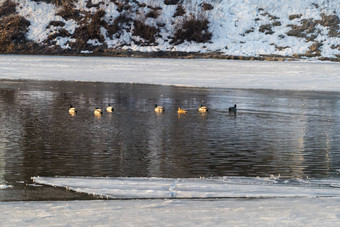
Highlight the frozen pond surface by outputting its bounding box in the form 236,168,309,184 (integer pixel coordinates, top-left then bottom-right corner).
0,55,340,225
1,55,340,91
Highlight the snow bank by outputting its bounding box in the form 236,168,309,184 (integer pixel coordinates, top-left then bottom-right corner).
1,55,339,91
1,198,340,226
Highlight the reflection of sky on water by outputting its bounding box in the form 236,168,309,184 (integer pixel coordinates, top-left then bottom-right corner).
0,80,340,189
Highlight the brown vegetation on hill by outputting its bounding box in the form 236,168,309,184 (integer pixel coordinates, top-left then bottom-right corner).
0,0,32,53
171,14,212,45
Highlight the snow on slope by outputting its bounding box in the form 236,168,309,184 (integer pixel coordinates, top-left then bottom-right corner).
209,0,339,58
4,0,340,59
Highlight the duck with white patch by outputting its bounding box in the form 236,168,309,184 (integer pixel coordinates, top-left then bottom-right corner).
199,105,208,112
68,105,77,114
94,107,102,115
106,104,114,112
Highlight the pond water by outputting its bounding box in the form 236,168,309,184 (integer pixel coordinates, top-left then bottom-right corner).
0,79,339,201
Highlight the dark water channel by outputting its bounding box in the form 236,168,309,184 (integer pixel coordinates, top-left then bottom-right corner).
0,79,339,201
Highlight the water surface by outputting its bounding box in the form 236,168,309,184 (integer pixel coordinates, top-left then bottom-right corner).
0,79,339,200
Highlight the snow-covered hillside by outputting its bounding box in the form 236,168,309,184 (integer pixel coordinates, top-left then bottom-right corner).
0,0,339,60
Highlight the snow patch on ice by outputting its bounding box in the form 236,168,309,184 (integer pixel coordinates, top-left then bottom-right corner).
32,176,340,199
0,185,13,189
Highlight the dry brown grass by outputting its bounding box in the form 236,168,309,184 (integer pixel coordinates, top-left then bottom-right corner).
164,0,180,5
174,4,185,17
133,19,159,45
70,9,107,50
56,0,79,21
106,14,131,38
146,9,159,19
305,42,323,57
287,14,339,40
319,13,340,37
200,3,213,11
0,15,30,52
259,24,274,35
0,0,17,18
289,14,302,20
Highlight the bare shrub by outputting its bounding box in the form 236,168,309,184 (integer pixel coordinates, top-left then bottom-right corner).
146,9,160,19
287,14,340,40
259,24,274,34
133,19,159,44
171,14,212,45
244,27,254,34
305,42,323,57
164,0,180,5
261,12,279,21
71,9,107,50
289,14,302,20
275,45,290,51
287,18,318,40
200,3,213,11
331,44,340,50
112,0,132,12
46,20,65,29
56,0,79,21
174,4,185,17
0,0,17,18
319,13,340,37
0,15,30,52
45,29,70,45
107,14,132,38
30,0,62,4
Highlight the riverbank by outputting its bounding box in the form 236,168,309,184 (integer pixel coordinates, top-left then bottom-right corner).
1,0,339,61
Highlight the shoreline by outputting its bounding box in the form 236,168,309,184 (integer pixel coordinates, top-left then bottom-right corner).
1,50,340,62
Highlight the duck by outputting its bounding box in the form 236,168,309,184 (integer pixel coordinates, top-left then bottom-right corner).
198,105,209,112
106,104,114,112
154,104,165,112
68,105,77,114
177,107,187,114
228,104,237,112
94,107,102,115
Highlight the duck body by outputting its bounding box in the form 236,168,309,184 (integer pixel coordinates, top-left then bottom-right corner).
68,105,77,114
154,104,165,112
106,104,114,112
229,104,237,112
177,107,187,114
94,107,102,115
199,105,208,112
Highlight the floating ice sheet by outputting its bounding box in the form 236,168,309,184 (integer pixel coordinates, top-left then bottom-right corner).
1,55,340,91
32,176,340,199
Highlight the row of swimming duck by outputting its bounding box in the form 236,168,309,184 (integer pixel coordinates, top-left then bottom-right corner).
69,103,237,115
155,104,237,113
68,104,113,115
